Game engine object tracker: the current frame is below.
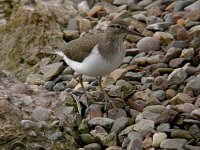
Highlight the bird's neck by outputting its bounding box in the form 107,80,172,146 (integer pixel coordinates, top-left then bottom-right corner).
98,32,125,61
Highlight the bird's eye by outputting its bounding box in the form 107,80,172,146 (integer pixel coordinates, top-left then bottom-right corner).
115,25,122,30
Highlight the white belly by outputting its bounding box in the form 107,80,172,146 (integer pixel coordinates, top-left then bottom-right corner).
56,45,125,77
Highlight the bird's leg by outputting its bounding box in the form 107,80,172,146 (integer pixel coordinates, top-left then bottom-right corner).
79,75,94,104
98,76,117,110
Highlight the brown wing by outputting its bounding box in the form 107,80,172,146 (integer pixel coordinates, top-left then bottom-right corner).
62,33,104,62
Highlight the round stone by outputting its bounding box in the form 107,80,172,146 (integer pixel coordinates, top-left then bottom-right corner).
136,37,160,53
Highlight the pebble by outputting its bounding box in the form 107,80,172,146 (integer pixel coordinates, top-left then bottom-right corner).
20,120,36,129
171,129,193,139
160,138,187,149
48,132,63,140
26,73,45,85
180,48,194,60
153,32,174,45
146,22,171,31
103,132,117,147
169,58,185,68
53,82,66,92
88,117,114,129
157,123,170,132
84,143,102,150
110,68,127,82
143,105,166,114
108,108,127,120
156,109,178,123
127,131,143,141
167,68,187,85
166,89,177,99
2,0,200,149
163,47,182,63
150,90,166,101
170,93,194,105
123,72,143,81
136,37,160,53
111,116,129,134
119,125,134,136
174,103,195,113
105,146,121,150
63,30,79,42
184,76,200,96
127,139,143,150
134,119,154,136
44,81,55,91
32,107,50,121
152,132,167,148
41,62,63,81
184,0,200,11
121,137,130,149
190,108,200,119
80,133,96,144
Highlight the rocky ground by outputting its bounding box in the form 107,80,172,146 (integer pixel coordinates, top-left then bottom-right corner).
0,0,200,150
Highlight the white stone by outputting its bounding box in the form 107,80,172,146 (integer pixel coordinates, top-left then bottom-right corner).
152,132,167,148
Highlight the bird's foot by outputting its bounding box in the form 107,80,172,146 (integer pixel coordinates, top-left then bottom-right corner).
104,94,117,111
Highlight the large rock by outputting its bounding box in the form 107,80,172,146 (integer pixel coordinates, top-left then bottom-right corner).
0,1,77,81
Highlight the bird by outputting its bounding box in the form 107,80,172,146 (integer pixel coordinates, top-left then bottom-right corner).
55,19,142,110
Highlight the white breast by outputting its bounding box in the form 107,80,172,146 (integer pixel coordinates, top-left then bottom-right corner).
56,45,125,77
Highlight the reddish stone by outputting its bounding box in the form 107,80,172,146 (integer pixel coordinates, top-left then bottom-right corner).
127,99,144,112
86,106,102,120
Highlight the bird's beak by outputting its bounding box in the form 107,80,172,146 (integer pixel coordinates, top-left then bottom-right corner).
127,26,144,37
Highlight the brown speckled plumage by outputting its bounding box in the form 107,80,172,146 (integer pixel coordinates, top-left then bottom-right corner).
61,19,130,62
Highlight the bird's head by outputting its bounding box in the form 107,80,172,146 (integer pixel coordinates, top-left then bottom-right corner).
107,19,143,38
